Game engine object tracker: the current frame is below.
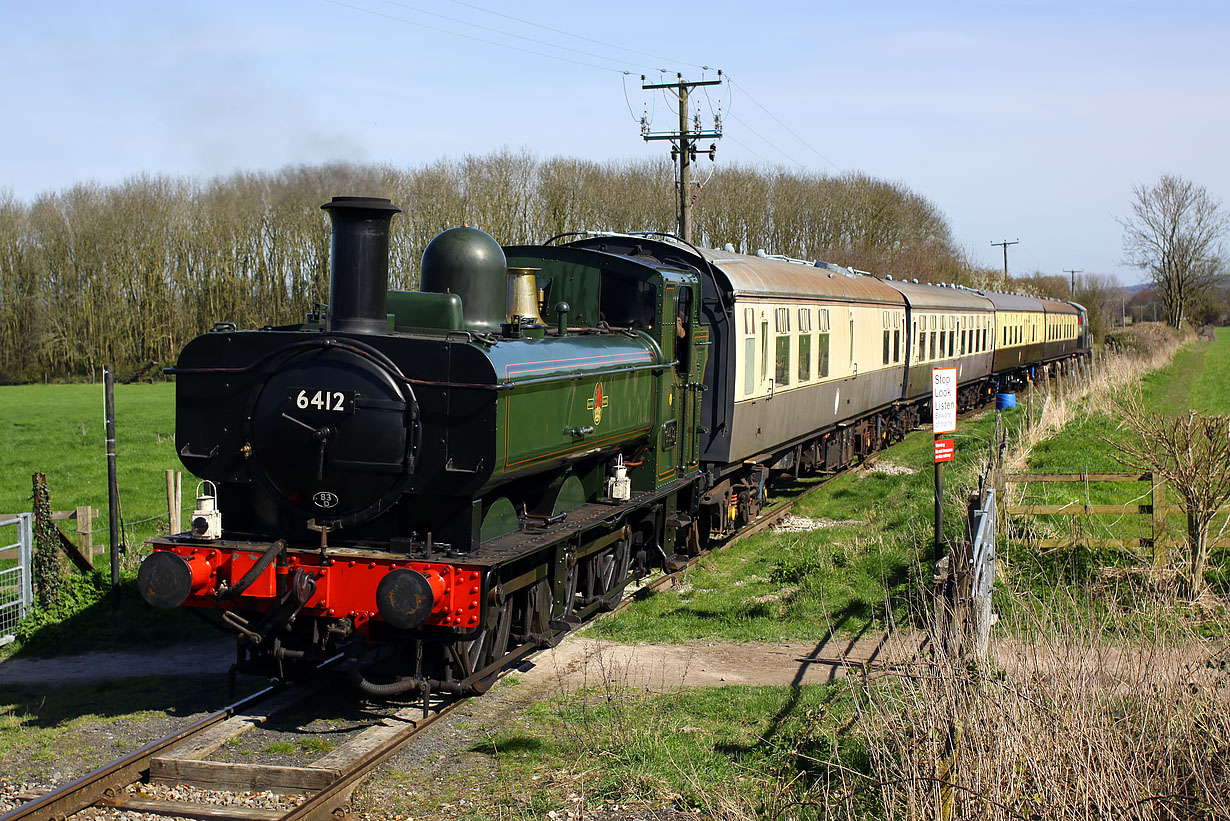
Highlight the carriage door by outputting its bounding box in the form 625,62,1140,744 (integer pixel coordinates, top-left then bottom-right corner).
674,283,704,470
655,279,706,483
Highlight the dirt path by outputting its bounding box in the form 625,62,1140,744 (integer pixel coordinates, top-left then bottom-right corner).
0,629,918,689
514,631,914,692
0,640,238,686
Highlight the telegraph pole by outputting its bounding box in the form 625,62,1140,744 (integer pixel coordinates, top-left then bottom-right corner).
641,72,723,243
990,239,1019,278
1063,269,1083,296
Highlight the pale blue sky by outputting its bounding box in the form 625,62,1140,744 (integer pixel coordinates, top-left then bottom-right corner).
3,0,1228,283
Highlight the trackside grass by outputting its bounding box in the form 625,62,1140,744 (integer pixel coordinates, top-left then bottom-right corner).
373,679,871,821
588,405,1005,644
0,673,253,782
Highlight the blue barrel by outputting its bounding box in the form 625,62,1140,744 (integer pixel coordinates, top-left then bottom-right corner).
995,393,1017,410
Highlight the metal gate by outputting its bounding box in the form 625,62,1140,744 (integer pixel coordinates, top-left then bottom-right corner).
0,513,34,644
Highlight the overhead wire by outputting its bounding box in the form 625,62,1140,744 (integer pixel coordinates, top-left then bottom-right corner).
725,135,775,167
331,1,829,178
379,0,663,73
444,0,705,72
730,114,805,169
324,0,634,74
621,74,641,124
726,75,840,172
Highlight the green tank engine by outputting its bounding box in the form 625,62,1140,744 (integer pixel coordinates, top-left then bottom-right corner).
138,197,709,692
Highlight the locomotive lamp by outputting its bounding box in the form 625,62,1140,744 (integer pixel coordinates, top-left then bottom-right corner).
606,454,632,502
191,480,222,540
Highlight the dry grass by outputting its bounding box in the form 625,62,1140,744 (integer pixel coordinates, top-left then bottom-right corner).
834,599,1230,821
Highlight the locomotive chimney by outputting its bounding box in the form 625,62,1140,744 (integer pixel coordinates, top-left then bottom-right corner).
321,196,402,335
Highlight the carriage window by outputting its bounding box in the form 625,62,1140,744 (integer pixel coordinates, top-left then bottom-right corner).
893,329,901,363
939,330,946,359
919,326,926,361
744,338,755,396
948,329,955,358
883,330,891,365
930,331,937,360
799,334,812,381
776,335,790,386
775,307,790,333
817,333,830,378
760,320,769,381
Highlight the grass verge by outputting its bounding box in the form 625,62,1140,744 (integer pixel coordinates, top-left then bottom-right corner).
589,404,1004,645
0,672,249,782
1001,328,1229,633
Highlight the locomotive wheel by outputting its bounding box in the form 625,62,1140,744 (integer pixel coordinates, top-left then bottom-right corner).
521,579,553,640
599,537,632,606
562,562,578,617
579,536,632,608
458,599,513,691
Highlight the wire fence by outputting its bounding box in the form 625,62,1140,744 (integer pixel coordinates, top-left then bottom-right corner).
0,514,34,643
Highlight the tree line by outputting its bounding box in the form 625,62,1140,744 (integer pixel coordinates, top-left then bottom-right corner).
0,150,999,382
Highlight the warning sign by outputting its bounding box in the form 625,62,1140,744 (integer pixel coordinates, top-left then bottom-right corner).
934,438,955,463
931,368,958,434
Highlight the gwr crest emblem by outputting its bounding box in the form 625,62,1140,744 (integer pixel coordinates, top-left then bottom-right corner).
586,382,609,425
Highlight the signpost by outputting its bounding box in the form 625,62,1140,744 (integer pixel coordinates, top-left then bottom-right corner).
932,368,957,562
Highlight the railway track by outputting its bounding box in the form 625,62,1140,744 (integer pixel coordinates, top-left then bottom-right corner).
0,453,889,821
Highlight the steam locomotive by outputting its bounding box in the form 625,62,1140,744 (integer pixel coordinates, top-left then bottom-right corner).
137,196,1090,695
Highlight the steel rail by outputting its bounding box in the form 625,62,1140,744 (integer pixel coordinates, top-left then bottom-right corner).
277,699,458,821
0,682,286,821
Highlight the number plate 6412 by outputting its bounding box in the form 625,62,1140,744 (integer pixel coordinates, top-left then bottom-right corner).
289,389,355,414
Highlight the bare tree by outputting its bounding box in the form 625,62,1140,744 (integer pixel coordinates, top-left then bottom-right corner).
1073,272,1124,344
1109,391,1230,599
1119,174,1229,328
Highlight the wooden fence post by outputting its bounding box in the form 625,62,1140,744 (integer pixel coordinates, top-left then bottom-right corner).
1027,380,1034,434
1151,473,1166,567
166,469,181,535
75,505,92,568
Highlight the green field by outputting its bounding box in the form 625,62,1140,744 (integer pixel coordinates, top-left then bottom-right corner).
0,382,180,551
1146,334,1230,416
0,381,209,654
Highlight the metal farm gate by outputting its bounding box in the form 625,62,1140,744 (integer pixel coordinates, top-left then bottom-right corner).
0,513,34,644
